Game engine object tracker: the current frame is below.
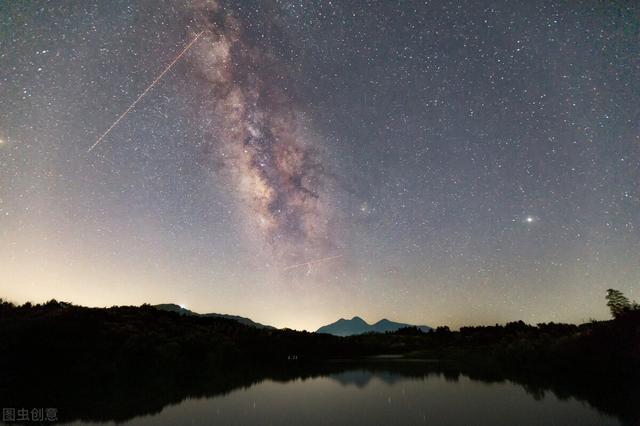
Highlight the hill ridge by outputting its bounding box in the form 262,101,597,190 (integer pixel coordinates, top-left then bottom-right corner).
316,316,431,336
154,303,275,330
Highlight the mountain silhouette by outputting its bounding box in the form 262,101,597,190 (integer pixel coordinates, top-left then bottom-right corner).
316,316,431,336
154,304,275,329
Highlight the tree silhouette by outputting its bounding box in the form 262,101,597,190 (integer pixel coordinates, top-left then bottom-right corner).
606,289,631,318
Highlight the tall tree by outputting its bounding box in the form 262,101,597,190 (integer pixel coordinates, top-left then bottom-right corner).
606,289,631,318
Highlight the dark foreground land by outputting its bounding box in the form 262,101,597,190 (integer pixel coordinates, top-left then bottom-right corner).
0,299,639,424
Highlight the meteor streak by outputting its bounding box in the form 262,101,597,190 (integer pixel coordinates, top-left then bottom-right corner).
283,255,343,272
87,30,205,153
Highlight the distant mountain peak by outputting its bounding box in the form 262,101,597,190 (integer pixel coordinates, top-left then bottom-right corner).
316,317,431,337
154,303,194,316
153,304,275,330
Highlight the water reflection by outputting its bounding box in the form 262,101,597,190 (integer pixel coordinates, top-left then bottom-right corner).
78,373,615,425
5,361,636,425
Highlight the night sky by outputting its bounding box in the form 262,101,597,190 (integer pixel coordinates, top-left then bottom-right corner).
1,0,638,330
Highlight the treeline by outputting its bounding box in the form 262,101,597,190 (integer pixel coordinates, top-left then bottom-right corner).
350,289,640,377
0,289,638,385
393,313,639,376
0,299,364,386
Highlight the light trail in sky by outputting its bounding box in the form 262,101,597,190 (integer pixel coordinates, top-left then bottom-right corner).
283,255,343,272
87,30,204,153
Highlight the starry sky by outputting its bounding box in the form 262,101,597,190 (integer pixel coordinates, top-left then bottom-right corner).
1,0,638,330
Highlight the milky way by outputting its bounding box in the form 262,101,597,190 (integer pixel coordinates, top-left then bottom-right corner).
189,0,333,263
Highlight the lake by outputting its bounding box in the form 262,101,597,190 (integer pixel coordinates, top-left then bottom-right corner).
56,361,627,425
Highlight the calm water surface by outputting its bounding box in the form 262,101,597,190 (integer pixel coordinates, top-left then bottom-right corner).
61,366,621,425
